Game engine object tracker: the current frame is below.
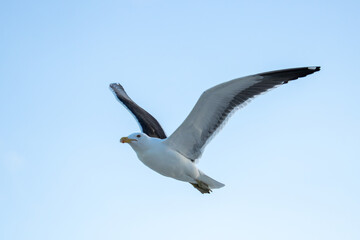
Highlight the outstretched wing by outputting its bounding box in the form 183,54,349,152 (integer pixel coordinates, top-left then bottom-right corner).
110,83,167,139
165,66,320,161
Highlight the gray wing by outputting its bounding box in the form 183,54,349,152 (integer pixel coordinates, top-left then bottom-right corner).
165,66,320,161
110,83,167,139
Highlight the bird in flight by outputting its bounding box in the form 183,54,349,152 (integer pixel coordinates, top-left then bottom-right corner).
110,66,320,193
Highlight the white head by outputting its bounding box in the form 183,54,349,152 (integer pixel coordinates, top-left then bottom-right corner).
120,132,151,152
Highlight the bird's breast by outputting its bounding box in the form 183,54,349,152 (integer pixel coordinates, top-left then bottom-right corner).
135,144,198,181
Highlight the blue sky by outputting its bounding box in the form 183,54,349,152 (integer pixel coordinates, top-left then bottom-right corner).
1,1,359,239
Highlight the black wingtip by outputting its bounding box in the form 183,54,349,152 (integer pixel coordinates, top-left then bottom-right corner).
259,66,321,85
109,83,132,101
109,83,125,91
281,66,320,84
308,66,321,72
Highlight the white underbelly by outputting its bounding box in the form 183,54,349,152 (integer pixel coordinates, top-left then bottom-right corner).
137,148,199,182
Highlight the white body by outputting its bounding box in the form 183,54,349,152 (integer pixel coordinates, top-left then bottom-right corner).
125,133,224,189
136,138,200,182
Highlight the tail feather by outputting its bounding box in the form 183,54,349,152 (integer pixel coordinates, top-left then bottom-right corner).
198,171,225,189
190,171,225,194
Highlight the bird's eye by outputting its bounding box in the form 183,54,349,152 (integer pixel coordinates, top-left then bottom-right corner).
137,134,141,138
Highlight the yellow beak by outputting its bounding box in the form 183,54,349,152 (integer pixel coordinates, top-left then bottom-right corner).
120,137,137,144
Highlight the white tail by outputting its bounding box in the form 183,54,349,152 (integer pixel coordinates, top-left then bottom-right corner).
198,171,225,189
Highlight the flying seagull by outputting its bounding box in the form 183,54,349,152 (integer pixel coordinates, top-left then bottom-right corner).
110,66,320,193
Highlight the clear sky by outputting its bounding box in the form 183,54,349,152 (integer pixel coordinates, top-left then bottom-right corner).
1,1,359,239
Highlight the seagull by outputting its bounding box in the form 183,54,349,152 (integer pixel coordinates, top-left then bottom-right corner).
110,66,320,193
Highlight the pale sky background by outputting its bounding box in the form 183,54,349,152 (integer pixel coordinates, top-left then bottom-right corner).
1,1,360,239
